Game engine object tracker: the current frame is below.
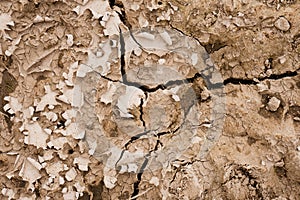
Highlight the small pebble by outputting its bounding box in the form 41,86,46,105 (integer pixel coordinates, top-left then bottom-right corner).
267,97,280,112
274,16,290,31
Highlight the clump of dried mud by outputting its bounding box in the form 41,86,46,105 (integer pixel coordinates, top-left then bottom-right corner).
0,0,299,200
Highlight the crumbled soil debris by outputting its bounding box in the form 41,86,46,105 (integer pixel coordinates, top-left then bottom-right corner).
0,0,299,200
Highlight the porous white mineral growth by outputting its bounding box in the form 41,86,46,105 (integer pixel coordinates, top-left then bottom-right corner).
274,16,290,31
267,96,281,111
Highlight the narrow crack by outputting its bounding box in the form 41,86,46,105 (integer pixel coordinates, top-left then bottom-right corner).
131,156,149,199
157,125,181,137
170,24,228,54
139,98,146,128
124,130,151,149
224,70,299,85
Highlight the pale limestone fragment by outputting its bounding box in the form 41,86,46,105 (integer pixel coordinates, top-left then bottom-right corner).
274,16,290,31
191,53,198,66
3,96,22,114
45,161,64,177
136,32,155,40
73,156,90,171
63,61,78,87
138,13,149,27
1,188,15,200
19,159,42,190
63,190,76,200
74,182,85,195
59,176,65,185
117,86,145,118
127,163,138,173
58,151,69,160
62,109,76,126
158,58,166,65
55,122,85,139
43,111,58,122
103,175,117,189
24,122,49,149
72,85,84,108
23,106,34,119
73,0,110,19
160,31,172,45
100,82,117,105
66,34,74,46
257,82,268,92
77,47,112,78
267,97,281,111
38,150,53,163
27,157,43,170
65,167,77,181
47,137,68,150
35,85,59,112
150,176,160,186
102,11,121,36
33,15,43,23
0,13,14,31
157,9,173,22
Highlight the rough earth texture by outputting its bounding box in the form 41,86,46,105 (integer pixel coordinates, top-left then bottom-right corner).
0,0,299,200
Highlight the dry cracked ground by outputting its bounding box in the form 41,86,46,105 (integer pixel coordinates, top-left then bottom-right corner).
0,0,300,199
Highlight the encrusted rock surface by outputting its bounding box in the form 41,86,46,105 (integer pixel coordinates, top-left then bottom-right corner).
0,0,299,199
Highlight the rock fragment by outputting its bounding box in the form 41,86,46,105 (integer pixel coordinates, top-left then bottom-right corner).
274,16,290,31
267,97,281,112
65,168,77,181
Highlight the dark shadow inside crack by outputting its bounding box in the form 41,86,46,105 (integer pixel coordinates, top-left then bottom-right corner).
0,69,18,133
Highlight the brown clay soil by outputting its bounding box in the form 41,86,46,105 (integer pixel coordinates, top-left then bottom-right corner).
0,0,299,199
